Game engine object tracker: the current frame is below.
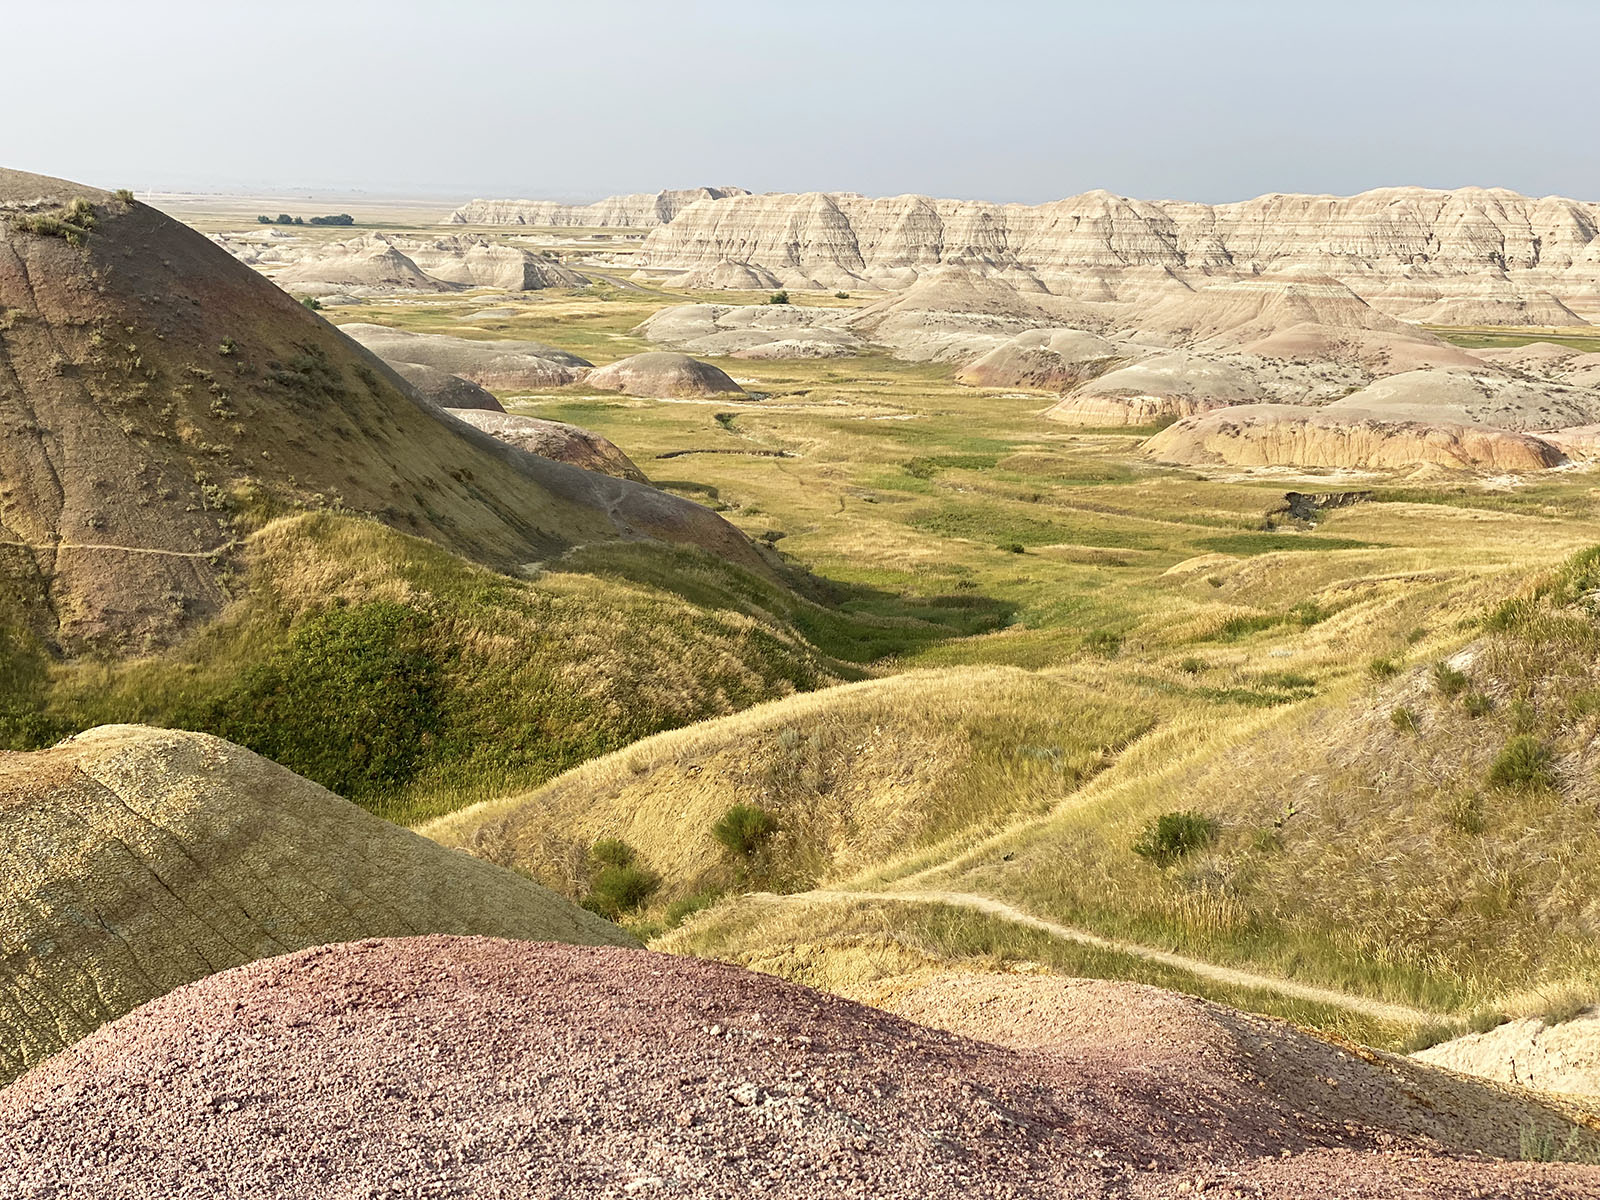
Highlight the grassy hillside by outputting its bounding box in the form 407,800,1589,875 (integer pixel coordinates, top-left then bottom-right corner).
2,512,896,824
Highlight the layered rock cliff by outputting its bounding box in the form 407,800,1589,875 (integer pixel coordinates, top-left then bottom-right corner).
446,187,749,228
634,187,1600,321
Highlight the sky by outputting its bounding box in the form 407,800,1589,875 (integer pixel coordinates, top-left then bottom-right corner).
7,0,1598,205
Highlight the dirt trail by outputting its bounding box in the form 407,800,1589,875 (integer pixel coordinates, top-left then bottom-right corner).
776,888,1434,1025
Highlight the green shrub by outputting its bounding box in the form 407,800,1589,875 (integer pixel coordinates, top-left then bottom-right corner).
1132,810,1218,867
711,803,779,858
12,196,97,246
113,188,135,204
1432,661,1469,698
833,291,849,299
300,296,323,311
218,336,238,357
768,290,789,305
585,864,661,917
1487,735,1555,792
999,542,1026,555
590,838,637,868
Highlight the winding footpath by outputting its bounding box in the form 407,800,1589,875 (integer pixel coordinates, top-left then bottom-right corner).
773,887,1435,1025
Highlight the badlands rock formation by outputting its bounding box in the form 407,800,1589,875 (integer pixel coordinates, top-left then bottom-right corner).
636,187,1600,322
956,328,1123,389
634,302,865,358
446,187,749,228
0,727,632,1087
1143,368,1600,469
2,936,1593,1198
1143,404,1568,472
0,168,763,652
388,360,505,411
584,351,746,398
264,232,586,297
447,409,649,481
339,322,593,390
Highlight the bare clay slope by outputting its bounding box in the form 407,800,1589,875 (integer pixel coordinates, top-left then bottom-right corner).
0,725,632,1087
0,168,755,653
2,936,1593,1198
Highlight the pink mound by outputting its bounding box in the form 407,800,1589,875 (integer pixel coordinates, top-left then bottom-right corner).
0,937,1593,1198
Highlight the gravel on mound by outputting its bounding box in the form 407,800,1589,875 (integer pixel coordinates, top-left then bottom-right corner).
1,936,1594,1199
585,351,747,398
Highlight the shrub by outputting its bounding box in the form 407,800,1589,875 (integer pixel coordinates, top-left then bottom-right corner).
1368,655,1400,679
1390,705,1420,734
1132,810,1218,867
113,188,135,204
768,290,789,305
1178,657,1206,675
1487,735,1555,792
1469,1009,1509,1034
1441,792,1485,836
999,542,1026,555
1463,691,1493,718
589,838,636,868
834,291,849,299
1400,1022,1460,1053
586,864,660,917
1432,661,1469,698
218,336,238,357
300,296,323,311
12,196,97,246
711,803,779,858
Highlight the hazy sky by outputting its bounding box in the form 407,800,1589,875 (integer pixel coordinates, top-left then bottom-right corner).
9,0,1597,204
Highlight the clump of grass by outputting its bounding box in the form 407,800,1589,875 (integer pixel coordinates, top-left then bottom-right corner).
1441,792,1485,836
583,839,660,918
1368,655,1400,679
1400,1021,1461,1053
1519,1123,1593,1164
1132,810,1218,867
1468,1008,1509,1034
113,188,135,204
1390,705,1420,734
768,290,789,305
1463,691,1493,718
711,803,779,859
1431,661,1469,698
1177,657,1206,675
1487,735,1554,792
218,336,238,357
999,542,1026,555
11,196,98,246
1083,629,1122,656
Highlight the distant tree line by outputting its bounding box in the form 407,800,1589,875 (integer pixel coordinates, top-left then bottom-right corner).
256,213,355,226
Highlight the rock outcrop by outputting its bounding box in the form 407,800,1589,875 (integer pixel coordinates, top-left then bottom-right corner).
263,233,585,297
446,409,649,481
1143,405,1567,471
339,323,593,390
446,187,749,228
0,726,632,1087
389,361,505,411
956,328,1123,389
636,187,1600,322
634,303,864,358
584,351,746,398
1416,1009,1600,1095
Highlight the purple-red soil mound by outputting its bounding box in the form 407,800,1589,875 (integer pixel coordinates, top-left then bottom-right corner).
0,937,1594,1199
